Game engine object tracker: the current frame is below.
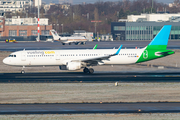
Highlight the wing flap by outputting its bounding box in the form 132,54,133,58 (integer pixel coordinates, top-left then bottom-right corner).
71,45,123,65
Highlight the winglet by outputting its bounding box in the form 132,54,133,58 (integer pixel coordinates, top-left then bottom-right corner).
114,45,123,55
93,44,98,49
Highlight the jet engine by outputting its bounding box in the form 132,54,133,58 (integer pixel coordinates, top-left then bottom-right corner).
59,62,82,71
66,62,82,70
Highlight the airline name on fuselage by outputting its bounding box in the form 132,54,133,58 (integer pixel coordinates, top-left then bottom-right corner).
27,51,55,55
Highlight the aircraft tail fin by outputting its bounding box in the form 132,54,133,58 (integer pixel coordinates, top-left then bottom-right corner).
50,29,61,40
147,25,171,50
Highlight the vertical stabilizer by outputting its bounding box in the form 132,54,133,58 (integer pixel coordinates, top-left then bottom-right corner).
148,25,171,49
136,25,174,63
50,29,61,40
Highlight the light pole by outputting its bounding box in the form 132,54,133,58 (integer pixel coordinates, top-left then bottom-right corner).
61,24,63,34
95,22,96,37
53,24,55,30
91,20,102,37
57,24,59,33
151,0,153,13
37,0,40,42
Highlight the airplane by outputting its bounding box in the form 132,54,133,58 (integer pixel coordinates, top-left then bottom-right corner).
3,25,174,74
50,29,87,45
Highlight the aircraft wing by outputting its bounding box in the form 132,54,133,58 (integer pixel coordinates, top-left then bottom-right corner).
71,45,123,65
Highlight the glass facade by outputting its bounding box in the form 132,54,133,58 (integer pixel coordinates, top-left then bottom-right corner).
111,22,180,40
19,30,27,36
9,30,17,36
114,26,125,31
126,26,153,40
31,30,37,36
41,30,49,35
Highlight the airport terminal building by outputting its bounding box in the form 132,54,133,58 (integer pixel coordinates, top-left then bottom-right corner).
111,13,180,41
0,16,52,37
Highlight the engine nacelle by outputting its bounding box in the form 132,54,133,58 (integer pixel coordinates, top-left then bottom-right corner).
59,62,82,71
66,62,82,70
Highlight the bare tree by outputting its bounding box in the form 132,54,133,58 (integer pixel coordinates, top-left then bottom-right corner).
94,7,99,21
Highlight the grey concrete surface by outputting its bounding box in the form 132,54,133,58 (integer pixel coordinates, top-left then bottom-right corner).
1,82,180,104
0,41,180,51
0,103,180,114
1,113,180,120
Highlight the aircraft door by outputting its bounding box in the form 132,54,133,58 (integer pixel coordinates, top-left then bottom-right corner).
21,51,26,61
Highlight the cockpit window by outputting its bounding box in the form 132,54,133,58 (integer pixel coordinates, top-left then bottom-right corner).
9,55,16,57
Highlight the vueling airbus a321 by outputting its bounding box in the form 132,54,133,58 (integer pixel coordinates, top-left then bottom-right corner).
3,25,174,74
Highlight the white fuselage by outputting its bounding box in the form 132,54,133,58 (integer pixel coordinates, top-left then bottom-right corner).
3,49,144,67
60,36,87,43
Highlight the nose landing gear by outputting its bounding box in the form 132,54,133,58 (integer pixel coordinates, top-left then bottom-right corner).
21,66,25,74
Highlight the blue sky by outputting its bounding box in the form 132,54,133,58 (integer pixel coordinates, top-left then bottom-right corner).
47,0,174,4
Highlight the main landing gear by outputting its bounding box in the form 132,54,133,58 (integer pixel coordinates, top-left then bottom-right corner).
83,67,94,74
21,66,25,74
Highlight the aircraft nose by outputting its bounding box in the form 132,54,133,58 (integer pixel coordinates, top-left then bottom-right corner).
3,58,9,65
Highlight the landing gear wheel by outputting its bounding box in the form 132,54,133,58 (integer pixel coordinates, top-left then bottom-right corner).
21,70,25,74
81,42,84,45
69,43,71,45
62,43,65,45
88,68,94,74
83,67,89,73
